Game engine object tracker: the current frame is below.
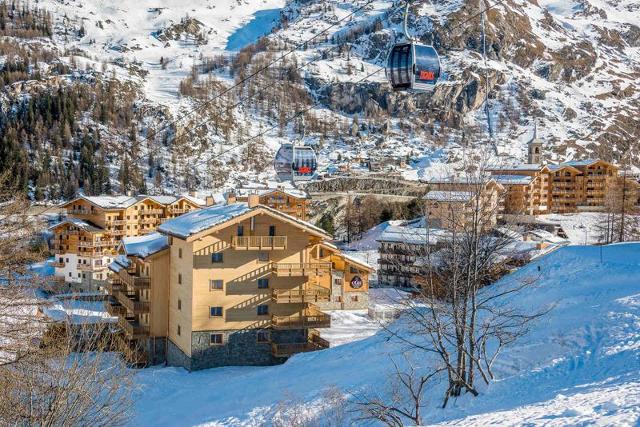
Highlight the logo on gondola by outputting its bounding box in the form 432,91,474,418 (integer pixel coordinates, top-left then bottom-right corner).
350,276,363,289
298,166,312,174
419,70,435,81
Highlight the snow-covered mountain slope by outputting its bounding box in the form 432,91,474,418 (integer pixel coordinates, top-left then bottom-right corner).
6,0,640,195
131,243,640,425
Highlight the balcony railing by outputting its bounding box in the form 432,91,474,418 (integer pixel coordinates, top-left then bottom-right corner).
272,306,331,330
138,218,159,225
168,208,188,214
231,236,287,250
105,299,126,317
115,291,150,314
116,270,151,291
271,331,330,357
272,262,332,277
78,240,116,248
117,316,149,339
77,263,95,272
140,208,164,215
67,208,93,215
51,261,65,268
272,285,330,303
107,229,127,236
105,278,123,295
105,220,127,226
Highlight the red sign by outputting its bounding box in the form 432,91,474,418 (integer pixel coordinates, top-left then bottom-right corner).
419,70,435,80
298,167,312,174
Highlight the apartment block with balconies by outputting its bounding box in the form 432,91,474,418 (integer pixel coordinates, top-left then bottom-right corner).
226,186,311,221
51,194,205,291
105,198,372,370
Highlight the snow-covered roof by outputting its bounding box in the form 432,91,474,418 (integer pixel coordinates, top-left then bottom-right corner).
109,255,131,273
377,225,449,245
80,195,139,209
488,164,543,172
158,203,252,239
319,242,374,271
492,175,533,185
48,218,101,232
232,186,309,200
65,194,206,210
423,191,473,202
121,232,169,259
558,159,601,167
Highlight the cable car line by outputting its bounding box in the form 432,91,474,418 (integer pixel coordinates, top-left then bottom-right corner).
132,0,383,151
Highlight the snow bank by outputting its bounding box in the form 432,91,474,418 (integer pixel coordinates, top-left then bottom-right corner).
131,243,640,426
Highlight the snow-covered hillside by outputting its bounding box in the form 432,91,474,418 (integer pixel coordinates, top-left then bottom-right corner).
131,243,640,425
5,0,640,195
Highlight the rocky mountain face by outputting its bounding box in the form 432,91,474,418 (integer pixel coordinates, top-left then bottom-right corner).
1,0,638,199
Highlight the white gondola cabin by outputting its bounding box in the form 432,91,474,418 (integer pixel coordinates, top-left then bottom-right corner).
274,143,317,182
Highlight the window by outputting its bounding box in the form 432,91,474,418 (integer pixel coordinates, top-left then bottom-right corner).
210,333,223,345
237,225,244,237
210,306,223,317
268,225,276,237
258,252,269,262
335,296,342,303
211,253,223,263
256,330,270,343
350,266,359,274
209,280,223,291
178,248,182,259
257,305,269,316
351,295,359,302
177,325,181,336
257,278,269,289
178,299,182,310
178,273,182,285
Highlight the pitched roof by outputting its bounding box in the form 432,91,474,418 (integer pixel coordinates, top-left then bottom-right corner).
121,232,169,259
62,194,206,210
157,202,328,240
377,225,449,245
158,203,252,239
423,191,474,202
48,218,102,232
109,255,131,273
492,174,533,185
487,163,544,172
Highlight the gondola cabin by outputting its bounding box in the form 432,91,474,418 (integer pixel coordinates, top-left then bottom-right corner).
274,143,318,182
387,43,441,92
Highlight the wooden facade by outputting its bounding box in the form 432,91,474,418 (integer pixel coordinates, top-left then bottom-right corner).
52,195,203,291
105,202,372,368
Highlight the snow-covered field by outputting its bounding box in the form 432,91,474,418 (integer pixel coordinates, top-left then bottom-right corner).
130,243,640,426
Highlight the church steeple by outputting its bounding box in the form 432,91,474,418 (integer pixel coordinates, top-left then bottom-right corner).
527,121,543,164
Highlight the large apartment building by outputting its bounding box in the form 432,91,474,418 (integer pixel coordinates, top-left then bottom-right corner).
424,178,504,230
488,136,638,215
105,196,373,370
50,195,204,291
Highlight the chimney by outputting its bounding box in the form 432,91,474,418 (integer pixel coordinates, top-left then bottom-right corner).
226,191,237,205
126,190,133,197
205,195,214,207
189,190,197,197
248,193,260,208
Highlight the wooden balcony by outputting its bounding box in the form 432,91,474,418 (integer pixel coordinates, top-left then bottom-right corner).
168,208,189,214
272,306,331,330
107,229,127,236
138,217,159,225
272,262,332,277
140,208,164,215
105,219,127,226
105,278,123,295
68,208,93,215
115,291,150,314
117,316,149,339
231,236,287,250
272,286,330,303
105,299,126,317
117,269,151,290
51,261,65,268
77,263,94,272
271,332,330,357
